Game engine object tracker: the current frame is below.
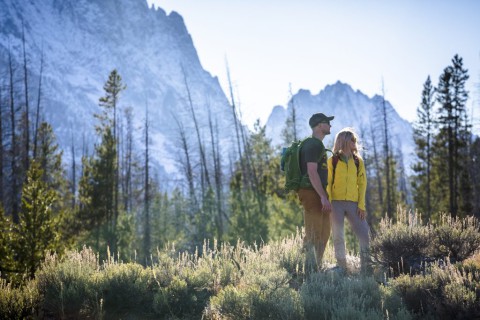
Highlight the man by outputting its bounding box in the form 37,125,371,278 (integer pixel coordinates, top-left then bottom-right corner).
298,112,333,268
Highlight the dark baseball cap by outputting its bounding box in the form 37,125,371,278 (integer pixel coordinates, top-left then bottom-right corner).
309,113,334,128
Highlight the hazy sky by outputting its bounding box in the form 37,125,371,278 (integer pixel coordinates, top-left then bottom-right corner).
147,0,480,130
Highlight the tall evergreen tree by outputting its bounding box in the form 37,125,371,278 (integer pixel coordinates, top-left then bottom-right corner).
98,69,125,246
0,206,15,279
451,55,473,215
13,161,60,279
412,76,436,219
77,70,126,254
434,55,471,217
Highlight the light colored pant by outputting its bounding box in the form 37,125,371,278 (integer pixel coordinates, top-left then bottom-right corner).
330,200,370,265
298,189,331,267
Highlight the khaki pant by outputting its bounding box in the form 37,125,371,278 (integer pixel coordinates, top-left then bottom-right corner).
298,188,331,267
331,200,370,270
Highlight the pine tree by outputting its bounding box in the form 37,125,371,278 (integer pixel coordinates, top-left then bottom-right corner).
13,161,60,278
97,69,125,251
412,76,436,219
77,70,126,254
434,55,471,218
0,206,15,279
451,55,473,215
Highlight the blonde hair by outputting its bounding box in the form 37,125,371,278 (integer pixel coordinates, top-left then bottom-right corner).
332,127,363,158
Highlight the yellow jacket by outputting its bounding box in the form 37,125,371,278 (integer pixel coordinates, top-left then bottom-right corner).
326,155,367,211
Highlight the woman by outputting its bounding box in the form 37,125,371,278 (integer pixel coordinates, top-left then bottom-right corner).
327,128,370,274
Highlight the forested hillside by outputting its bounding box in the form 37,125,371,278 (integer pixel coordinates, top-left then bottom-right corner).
0,1,479,318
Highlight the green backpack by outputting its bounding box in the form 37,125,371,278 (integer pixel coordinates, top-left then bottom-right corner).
281,137,324,192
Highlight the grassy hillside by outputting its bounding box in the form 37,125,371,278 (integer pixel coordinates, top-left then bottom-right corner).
1,208,480,319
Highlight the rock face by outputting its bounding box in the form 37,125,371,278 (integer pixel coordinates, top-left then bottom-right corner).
0,0,236,183
265,81,414,173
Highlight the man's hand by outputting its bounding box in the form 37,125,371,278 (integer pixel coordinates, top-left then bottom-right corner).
321,196,332,213
357,208,366,220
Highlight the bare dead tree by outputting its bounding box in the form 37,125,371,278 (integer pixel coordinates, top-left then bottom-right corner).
21,21,30,172
289,83,298,141
8,47,19,223
370,122,384,213
395,142,408,204
143,104,151,258
181,65,211,195
207,105,225,238
225,59,246,186
380,81,393,217
173,114,197,211
71,133,76,209
33,45,44,159
123,107,134,212
282,83,299,143
0,85,4,206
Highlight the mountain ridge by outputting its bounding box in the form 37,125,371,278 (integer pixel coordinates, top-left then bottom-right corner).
0,0,236,185
265,81,415,173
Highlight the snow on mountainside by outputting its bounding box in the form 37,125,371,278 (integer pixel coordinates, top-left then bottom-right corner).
0,0,235,185
266,81,415,173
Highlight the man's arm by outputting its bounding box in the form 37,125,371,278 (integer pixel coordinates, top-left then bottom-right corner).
307,162,332,213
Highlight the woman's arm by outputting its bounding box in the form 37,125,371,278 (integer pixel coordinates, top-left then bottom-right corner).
357,158,367,211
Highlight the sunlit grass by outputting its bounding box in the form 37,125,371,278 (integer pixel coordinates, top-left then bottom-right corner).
1,208,479,319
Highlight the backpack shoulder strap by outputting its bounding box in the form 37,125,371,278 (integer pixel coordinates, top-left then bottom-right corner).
332,154,339,184
353,154,360,173
332,154,339,168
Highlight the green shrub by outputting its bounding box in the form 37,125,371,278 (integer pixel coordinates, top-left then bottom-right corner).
204,238,304,319
152,274,212,319
252,287,303,320
206,284,303,320
457,253,480,283
429,214,480,263
151,242,230,319
391,271,441,316
97,262,153,318
370,209,431,275
0,279,39,320
4,212,478,319
260,229,314,288
205,285,252,320
300,272,411,320
36,247,101,319
391,263,480,319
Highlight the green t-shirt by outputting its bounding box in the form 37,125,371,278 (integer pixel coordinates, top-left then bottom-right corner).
299,137,328,189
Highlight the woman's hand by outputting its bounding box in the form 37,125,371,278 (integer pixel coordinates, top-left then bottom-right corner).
357,208,366,220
